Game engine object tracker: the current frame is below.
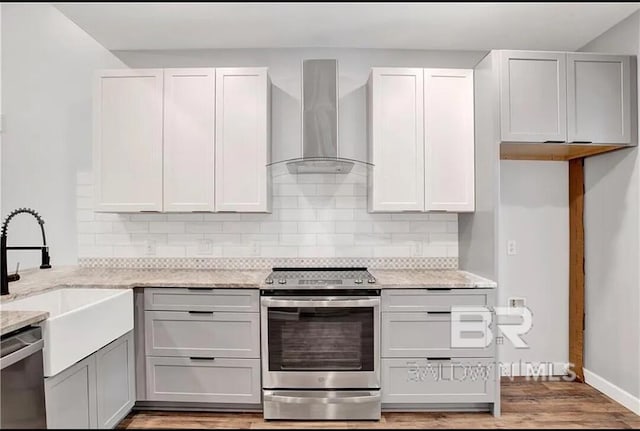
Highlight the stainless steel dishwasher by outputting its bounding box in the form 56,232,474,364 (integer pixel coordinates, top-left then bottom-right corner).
1,326,47,429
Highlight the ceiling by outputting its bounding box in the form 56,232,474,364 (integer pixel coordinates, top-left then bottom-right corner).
53,2,640,51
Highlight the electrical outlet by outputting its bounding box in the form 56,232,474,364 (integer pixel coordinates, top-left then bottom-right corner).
508,297,526,308
250,242,260,256
145,240,157,256
197,239,214,255
507,240,517,256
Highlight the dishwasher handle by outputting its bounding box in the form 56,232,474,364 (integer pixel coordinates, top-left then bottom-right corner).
1,328,44,370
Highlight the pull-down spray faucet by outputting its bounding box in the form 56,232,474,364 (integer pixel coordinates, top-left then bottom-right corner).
1,208,51,296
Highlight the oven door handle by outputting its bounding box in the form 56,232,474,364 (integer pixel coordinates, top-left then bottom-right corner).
261,297,380,308
263,390,380,404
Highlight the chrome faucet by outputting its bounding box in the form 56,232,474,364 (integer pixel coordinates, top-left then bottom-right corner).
1,208,51,296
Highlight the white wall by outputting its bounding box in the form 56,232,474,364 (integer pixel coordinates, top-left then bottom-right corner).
498,161,569,375
1,3,125,269
580,10,640,401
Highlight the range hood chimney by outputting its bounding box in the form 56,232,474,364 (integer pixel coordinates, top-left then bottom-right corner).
286,59,355,174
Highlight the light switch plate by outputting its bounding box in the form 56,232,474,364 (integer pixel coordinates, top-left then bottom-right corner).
508,297,526,308
507,240,517,255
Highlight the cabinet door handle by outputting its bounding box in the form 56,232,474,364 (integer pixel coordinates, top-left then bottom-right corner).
187,287,214,291
427,311,451,315
543,140,566,143
190,357,215,361
569,141,593,144
426,288,452,291
188,311,214,314
427,357,452,361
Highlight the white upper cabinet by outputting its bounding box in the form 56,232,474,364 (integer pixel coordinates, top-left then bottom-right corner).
567,53,632,144
368,68,475,213
368,68,425,212
215,68,271,212
163,69,216,212
94,67,271,213
499,51,567,143
424,69,475,212
94,70,163,212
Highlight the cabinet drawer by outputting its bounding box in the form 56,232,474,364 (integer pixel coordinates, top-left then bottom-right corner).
145,311,260,358
146,357,260,404
381,358,496,404
382,312,494,358
144,288,259,312
382,289,494,312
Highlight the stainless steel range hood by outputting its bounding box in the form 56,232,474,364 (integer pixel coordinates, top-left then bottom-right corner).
285,59,356,174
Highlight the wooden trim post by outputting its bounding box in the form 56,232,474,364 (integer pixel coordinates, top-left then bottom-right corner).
569,158,585,382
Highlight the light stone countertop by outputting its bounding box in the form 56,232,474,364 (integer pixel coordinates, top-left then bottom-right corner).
1,310,49,336
0,265,496,335
0,266,269,303
371,269,496,288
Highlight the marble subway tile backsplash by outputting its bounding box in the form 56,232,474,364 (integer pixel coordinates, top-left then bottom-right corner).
76,167,458,259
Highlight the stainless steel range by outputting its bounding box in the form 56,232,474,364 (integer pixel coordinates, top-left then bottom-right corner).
260,267,381,420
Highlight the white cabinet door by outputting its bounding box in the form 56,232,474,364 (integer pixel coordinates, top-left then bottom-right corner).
500,51,567,143
567,53,632,144
163,69,215,212
424,69,475,212
215,68,270,212
94,70,163,212
369,68,425,212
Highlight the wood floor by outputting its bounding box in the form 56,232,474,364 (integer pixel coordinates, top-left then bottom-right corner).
118,379,640,429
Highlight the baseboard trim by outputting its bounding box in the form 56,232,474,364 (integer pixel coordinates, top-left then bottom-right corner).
584,368,640,416
134,401,262,413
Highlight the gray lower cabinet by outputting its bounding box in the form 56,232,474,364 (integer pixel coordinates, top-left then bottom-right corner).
145,311,259,358
45,331,135,429
45,354,97,429
95,331,135,428
381,358,495,404
146,357,261,403
144,288,259,312
138,287,261,407
382,289,492,312
381,312,494,358
381,288,498,414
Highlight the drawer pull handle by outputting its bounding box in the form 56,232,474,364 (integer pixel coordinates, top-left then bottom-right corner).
426,288,452,291
190,357,215,361
187,287,214,291
427,357,452,361
428,311,451,315
188,311,214,314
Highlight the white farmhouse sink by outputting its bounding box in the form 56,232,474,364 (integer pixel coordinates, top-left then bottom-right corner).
2,288,133,377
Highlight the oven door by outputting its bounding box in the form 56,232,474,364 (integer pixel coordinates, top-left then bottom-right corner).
261,296,380,389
